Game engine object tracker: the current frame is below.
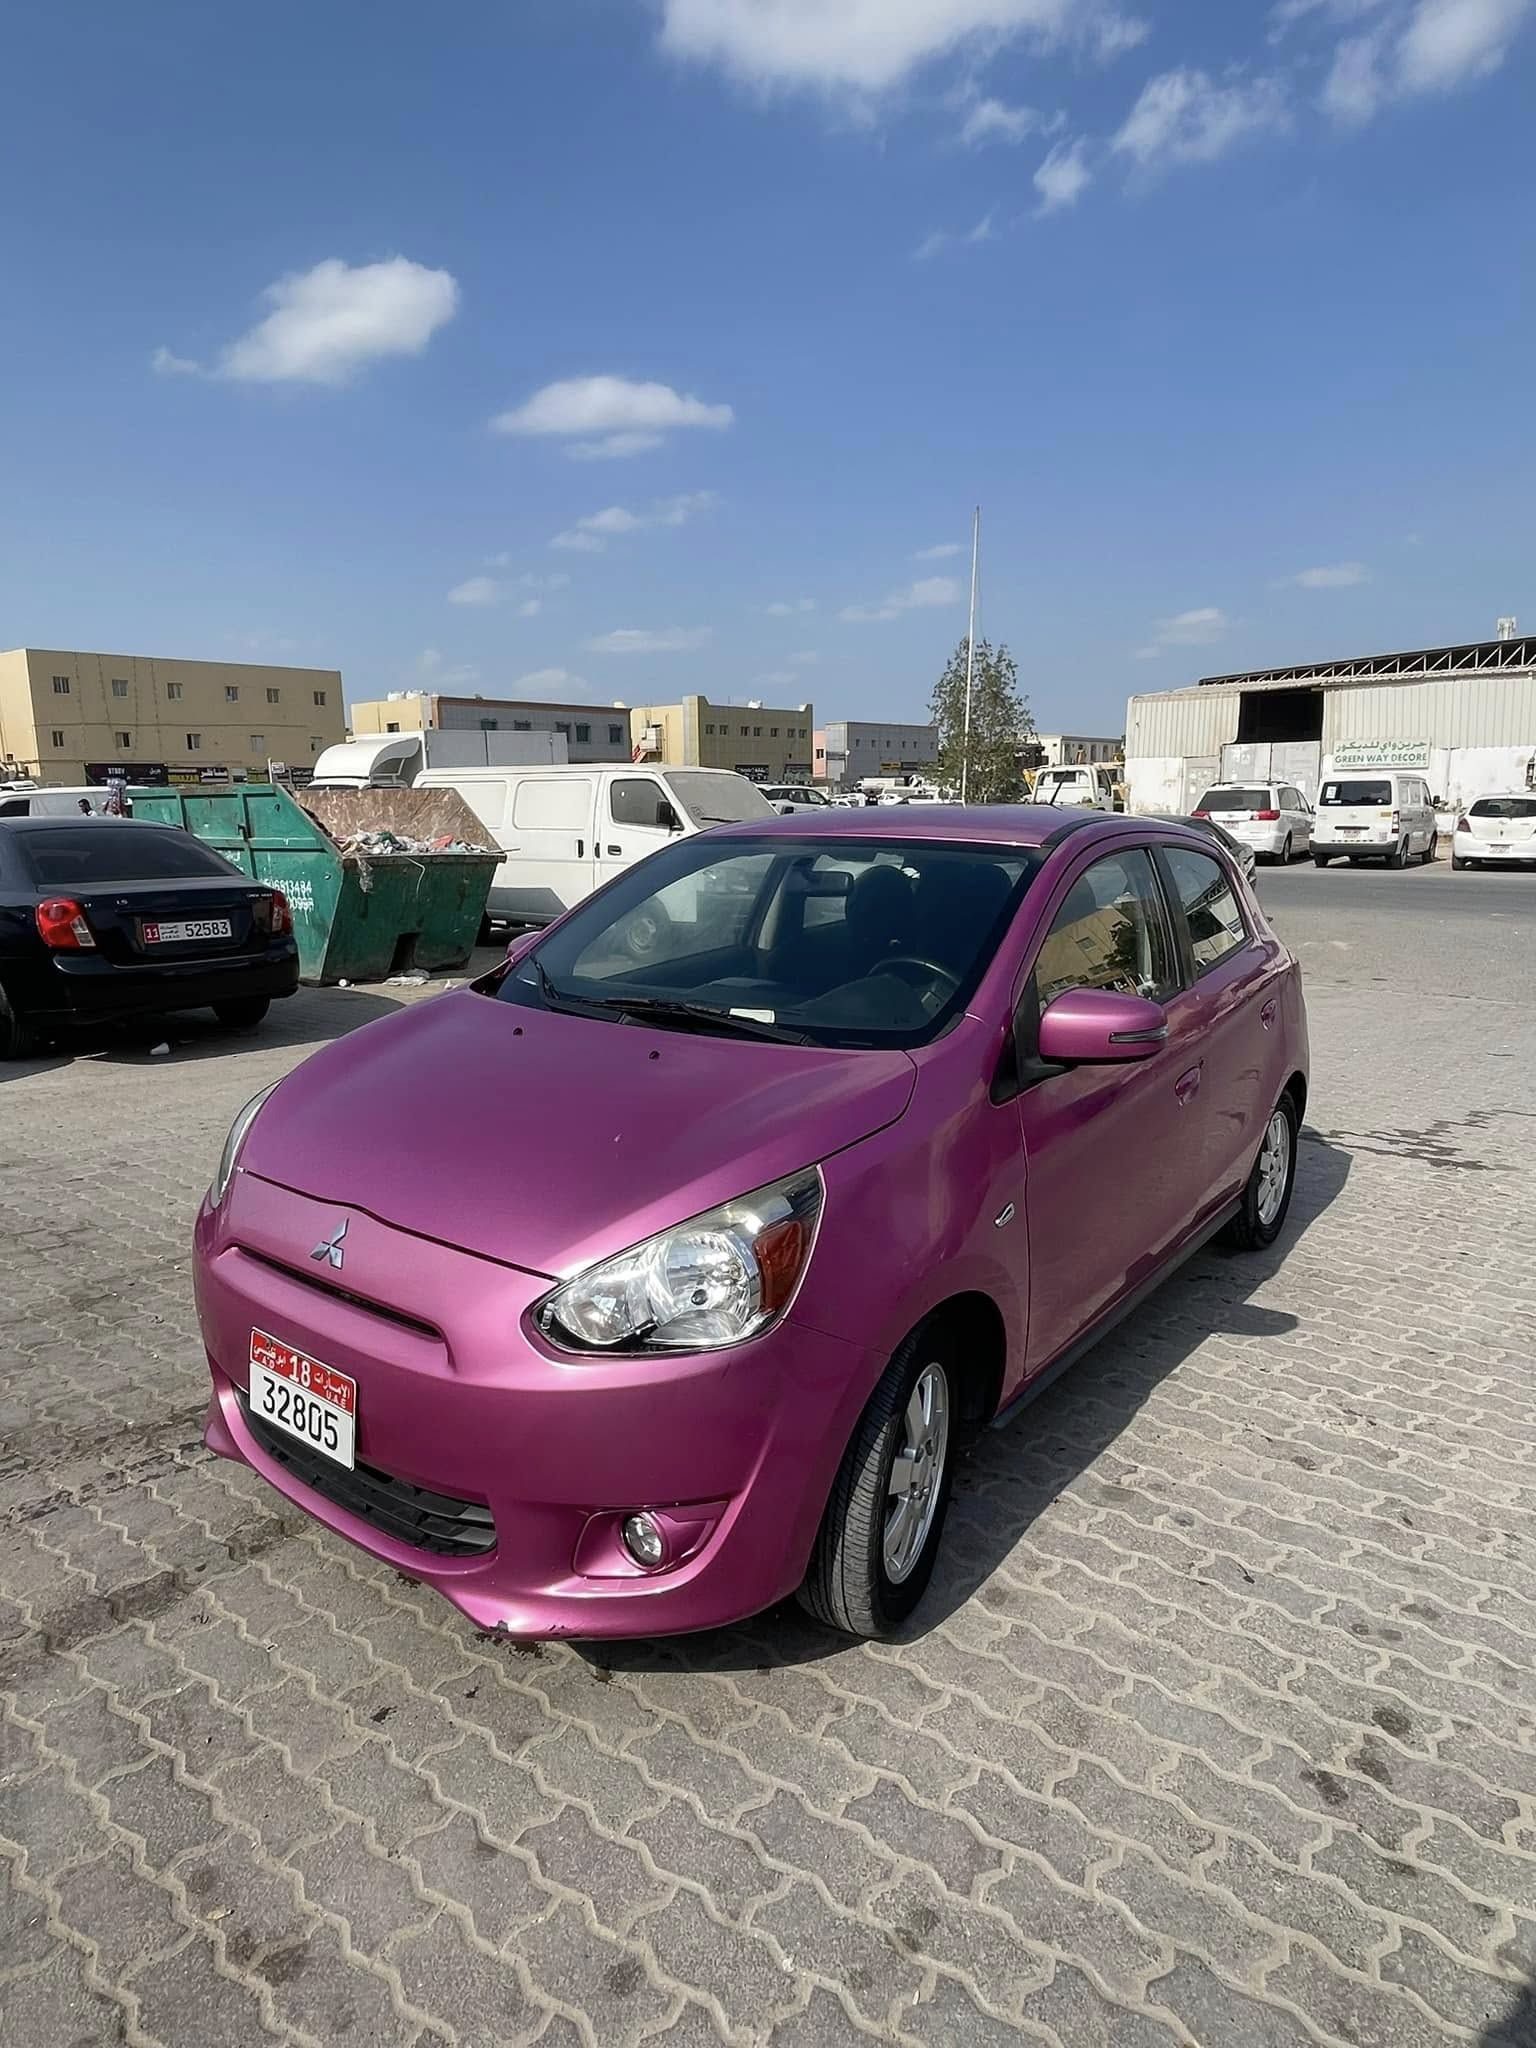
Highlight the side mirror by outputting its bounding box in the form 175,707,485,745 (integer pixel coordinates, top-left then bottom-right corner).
657,800,683,832
777,801,796,816
1037,988,1167,1065
505,930,539,966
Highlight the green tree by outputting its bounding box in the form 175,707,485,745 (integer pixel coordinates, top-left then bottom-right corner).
929,637,1033,803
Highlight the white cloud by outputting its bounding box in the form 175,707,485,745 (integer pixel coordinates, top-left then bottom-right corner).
446,577,501,607
568,431,667,460
1398,0,1531,88
1093,11,1151,55
657,1,1148,95
913,543,963,561
518,598,542,618
1034,136,1093,212
913,211,996,259
584,627,714,655
551,491,716,553
1134,606,1230,658
415,648,481,688
1288,562,1370,587
765,596,817,615
492,376,733,460
959,96,1043,144
191,257,460,387
512,667,593,698
841,575,962,623
1112,69,1290,170
151,345,201,377
1322,30,1391,116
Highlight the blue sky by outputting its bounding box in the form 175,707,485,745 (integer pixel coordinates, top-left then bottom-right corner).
2,0,1532,736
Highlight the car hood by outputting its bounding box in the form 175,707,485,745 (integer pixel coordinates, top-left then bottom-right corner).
242,989,917,1278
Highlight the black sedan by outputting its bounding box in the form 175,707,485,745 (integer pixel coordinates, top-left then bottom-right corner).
0,818,299,1057
1143,812,1258,881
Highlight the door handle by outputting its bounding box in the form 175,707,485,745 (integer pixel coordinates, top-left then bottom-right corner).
1175,1065,1203,1105
606,843,621,856
1260,998,1278,1030
576,839,584,857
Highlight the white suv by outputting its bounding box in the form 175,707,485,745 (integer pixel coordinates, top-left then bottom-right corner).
1193,783,1313,864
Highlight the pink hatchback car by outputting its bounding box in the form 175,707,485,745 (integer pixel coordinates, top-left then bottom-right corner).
195,808,1307,1640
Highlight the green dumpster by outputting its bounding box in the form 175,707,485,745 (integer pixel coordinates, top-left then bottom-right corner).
125,782,501,986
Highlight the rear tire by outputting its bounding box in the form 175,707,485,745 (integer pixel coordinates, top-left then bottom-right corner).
1278,835,1292,865
1452,855,1468,872
1386,838,1409,869
212,997,271,1032
1220,1089,1299,1252
0,986,44,1060
798,1322,957,1639
1312,852,1331,868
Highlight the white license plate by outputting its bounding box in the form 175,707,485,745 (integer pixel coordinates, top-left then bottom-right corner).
143,917,232,944
248,1329,356,1469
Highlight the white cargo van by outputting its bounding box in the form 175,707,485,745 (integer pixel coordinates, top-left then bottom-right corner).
0,786,104,818
1032,764,1120,811
415,764,776,928
1312,771,1437,868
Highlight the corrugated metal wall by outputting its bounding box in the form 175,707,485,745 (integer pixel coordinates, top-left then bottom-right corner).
1322,676,1536,750
1125,687,1240,760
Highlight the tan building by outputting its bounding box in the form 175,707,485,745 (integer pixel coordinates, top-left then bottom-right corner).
630,695,815,783
351,691,632,763
0,647,345,787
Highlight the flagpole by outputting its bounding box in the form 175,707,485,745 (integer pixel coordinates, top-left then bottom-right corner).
960,505,980,804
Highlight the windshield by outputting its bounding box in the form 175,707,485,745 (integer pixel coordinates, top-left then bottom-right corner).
19,825,237,886
1320,779,1392,806
1197,788,1268,811
662,771,776,827
1470,797,1536,819
492,834,1040,1049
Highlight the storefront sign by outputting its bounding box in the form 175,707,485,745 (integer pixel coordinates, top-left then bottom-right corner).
85,761,167,785
1331,739,1432,772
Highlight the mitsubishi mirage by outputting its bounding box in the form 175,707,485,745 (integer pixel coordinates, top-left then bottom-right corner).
195,809,1309,1641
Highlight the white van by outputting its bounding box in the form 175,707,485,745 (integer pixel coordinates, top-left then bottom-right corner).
415,764,776,928
0,786,104,818
1312,771,1437,868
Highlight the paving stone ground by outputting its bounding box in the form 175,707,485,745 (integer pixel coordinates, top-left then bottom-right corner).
2,886,1535,2047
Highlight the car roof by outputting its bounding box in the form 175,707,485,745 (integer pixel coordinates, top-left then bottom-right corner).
0,814,165,833
703,804,1209,852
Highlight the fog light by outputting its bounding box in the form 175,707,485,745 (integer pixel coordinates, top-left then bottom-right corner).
621,1512,666,1569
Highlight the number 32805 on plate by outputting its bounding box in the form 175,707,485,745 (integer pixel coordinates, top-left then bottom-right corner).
248,1330,357,1470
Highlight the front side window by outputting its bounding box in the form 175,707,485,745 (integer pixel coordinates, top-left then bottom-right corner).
609,777,671,830
495,836,1038,1050
1163,846,1247,976
1034,850,1177,1013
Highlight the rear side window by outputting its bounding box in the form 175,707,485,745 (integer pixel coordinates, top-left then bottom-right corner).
511,779,591,831
1471,797,1536,819
1162,847,1247,976
1035,850,1178,1012
1320,779,1391,806
20,826,236,886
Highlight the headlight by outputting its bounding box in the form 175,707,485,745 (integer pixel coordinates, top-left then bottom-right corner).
209,1084,277,1208
537,1167,824,1355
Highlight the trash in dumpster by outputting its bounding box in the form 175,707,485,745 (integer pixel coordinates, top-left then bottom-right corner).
336,827,493,857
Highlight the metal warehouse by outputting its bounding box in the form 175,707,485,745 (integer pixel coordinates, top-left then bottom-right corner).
1124,629,1536,817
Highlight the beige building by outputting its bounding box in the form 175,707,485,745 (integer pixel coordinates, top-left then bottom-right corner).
0,647,345,787
630,695,815,783
351,691,632,763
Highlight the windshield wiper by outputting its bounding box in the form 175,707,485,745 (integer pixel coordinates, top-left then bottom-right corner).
598,995,813,1045
528,958,613,1021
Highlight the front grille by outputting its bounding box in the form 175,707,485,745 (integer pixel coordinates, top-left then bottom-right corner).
240,1398,496,1558
235,1246,443,1343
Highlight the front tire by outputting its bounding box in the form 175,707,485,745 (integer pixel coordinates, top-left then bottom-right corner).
1421,833,1438,865
212,997,271,1032
798,1323,957,1639
1220,1090,1299,1251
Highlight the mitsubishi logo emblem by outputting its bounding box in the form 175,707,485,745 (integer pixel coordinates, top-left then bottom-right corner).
311,1219,348,1271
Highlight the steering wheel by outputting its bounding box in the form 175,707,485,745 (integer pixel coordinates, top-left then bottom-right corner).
875,954,961,996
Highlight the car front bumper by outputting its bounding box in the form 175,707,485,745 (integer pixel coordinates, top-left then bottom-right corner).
195,1171,872,1638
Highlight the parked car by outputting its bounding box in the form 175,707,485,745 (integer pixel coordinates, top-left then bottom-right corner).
415,763,775,931
0,818,298,1058
762,784,833,815
196,809,1306,1642
1033,764,1120,811
1143,812,1257,881
1311,771,1436,868
1192,783,1312,864
1451,794,1536,871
